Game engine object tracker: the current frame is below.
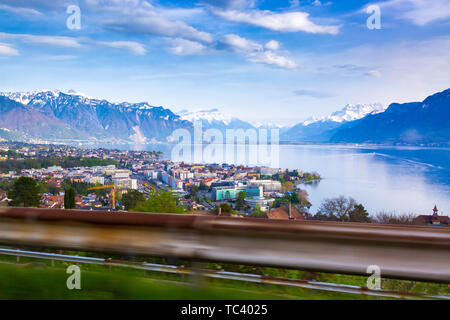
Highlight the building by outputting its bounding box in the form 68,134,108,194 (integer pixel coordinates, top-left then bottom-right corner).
161,172,183,189
87,176,105,185
47,166,63,172
266,205,305,220
212,185,263,201
244,196,275,212
415,205,449,227
113,177,138,190
260,167,281,176
248,180,282,193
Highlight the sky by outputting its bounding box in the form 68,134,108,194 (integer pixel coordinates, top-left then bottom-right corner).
0,0,449,125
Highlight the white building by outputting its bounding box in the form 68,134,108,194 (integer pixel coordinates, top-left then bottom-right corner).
87,176,105,185
113,177,137,190
248,180,282,193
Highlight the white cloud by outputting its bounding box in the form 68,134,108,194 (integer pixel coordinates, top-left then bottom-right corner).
0,4,42,16
247,51,297,69
168,38,209,55
373,0,450,26
265,40,280,50
0,32,148,55
0,43,19,56
213,9,341,34
202,0,255,10
293,89,334,98
2,1,214,44
365,69,382,77
221,34,263,53
0,33,82,48
105,12,214,43
220,34,297,69
97,41,147,55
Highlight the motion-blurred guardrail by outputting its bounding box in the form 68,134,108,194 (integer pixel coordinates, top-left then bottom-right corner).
0,207,449,283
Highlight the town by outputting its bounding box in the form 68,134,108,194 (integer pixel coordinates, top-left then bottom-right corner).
1,142,447,226
0,142,320,220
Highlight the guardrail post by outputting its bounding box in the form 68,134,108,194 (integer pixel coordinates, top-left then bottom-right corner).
191,261,206,288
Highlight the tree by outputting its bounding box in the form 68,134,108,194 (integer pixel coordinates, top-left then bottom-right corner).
134,191,185,214
188,185,200,202
296,189,312,208
214,203,234,216
348,204,371,223
122,189,145,211
235,191,247,211
249,203,265,217
371,211,417,225
288,191,299,204
315,196,358,222
281,181,293,192
38,181,61,195
8,177,40,207
0,179,14,193
198,183,209,191
64,187,76,209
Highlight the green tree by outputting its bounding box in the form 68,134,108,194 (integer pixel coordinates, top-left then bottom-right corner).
8,177,40,207
134,191,185,214
64,187,76,209
189,185,200,202
37,181,61,195
235,191,247,211
198,183,209,191
249,203,265,217
0,179,14,193
281,181,293,192
122,189,145,211
348,204,371,223
214,203,234,216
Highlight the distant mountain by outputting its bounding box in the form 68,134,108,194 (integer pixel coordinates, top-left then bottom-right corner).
0,96,84,140
1,89,447,146
177,108,254,131
0,90,192,143
330,89,450,145
282,103,385,142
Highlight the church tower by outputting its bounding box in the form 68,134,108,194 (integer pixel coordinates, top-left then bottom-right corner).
433,205,438,216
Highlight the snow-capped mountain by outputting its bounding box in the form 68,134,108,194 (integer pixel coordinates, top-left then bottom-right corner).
177,108,254,130
282,103,385,142
303,103,385,125
330,89,450,145
0,90,192,143
178,108,232,125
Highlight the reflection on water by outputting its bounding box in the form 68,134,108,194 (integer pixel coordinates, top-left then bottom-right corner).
83,142,450,216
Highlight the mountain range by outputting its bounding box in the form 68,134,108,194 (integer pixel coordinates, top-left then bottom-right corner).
330,88,450,145
280,103,386,143
0,89,448,146
177,108,254,131
0,90,192,144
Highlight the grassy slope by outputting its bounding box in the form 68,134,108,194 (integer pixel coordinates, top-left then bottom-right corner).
0,260,375,300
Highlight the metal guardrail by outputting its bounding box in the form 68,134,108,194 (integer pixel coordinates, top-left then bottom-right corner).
1,248,448,300
0,207,449,283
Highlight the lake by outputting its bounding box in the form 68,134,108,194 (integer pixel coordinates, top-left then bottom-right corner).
85,142,450,216
277,144,450,215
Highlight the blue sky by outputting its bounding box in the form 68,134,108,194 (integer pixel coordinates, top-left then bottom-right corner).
0,0,448,125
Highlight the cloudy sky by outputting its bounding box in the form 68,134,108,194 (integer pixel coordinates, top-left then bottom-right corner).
0,0,449,125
